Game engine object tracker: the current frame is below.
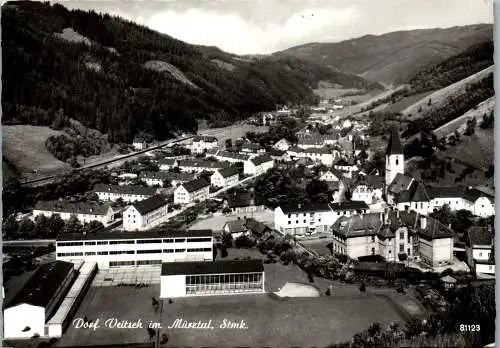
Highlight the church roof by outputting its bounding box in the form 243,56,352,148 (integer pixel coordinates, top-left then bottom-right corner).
386,127,403,155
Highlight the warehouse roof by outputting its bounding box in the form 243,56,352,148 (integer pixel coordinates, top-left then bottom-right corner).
56,229,212,241
161,259,264,276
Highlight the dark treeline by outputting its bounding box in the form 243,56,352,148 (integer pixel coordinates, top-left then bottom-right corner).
409,40,494,94
2,1,381,143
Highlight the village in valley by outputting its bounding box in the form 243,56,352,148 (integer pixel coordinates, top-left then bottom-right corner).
1,1,495,348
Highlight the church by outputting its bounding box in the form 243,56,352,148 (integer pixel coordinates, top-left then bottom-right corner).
383,128,494,217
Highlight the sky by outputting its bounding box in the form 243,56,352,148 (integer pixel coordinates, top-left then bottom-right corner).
58,0,493,55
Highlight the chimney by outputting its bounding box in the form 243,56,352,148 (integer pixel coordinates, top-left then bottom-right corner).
420,217,427,229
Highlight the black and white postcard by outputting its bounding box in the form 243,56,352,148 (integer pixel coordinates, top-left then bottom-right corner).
1,0,496,347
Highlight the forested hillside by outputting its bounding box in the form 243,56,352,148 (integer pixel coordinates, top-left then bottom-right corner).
1,1,381,143
409,40,494,94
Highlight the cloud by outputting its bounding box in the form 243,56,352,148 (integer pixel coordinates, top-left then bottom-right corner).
143,7,359,54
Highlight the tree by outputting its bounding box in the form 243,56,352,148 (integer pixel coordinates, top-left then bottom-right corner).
84,220,104,233
234,235,255,248
428,98,432,106
48,214,65,237
430,205,453,226
3,215,19,239
221,233,233,249
306,179,330,203
64,215,83,234
147,328,156,341
225,138,232,150
18,217,35,238
221,247,228,258
34,214,50,238
359,282,366,292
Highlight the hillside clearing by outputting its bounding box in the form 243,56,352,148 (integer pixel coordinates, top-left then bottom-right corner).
401,65,494,119
144,60,199,89
54,27,91,46
434,97,495,138
210,59,236,72
2,125,71,178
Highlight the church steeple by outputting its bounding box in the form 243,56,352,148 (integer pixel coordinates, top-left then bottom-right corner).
386,127,403,155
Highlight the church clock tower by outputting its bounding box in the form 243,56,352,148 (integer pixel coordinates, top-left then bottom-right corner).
385,127,404,188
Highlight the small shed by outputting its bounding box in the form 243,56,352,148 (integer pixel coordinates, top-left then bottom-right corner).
440,275,457,289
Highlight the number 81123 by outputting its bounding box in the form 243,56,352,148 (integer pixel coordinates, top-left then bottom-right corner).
460,324,480,332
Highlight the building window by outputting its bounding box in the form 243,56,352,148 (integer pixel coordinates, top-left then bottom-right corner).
399,232,404,240
371,236,375,242
399,244,404,252
479,252,483,257
395,158,399,165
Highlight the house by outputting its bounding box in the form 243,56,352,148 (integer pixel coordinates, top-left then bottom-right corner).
319,170,342,182
56,230,214,268
189,136,218,154
297,138,324,149
427,186,468,212
223,189,266,214
214,151,252,163
210,167,240,188
329,201,369,220
160,172,197,187
178,160,230,173
122,195,169,231
33,201,115,225
139,171,173,187
132,137,147,150
274,202,338,236
241,143,266,154
386,174,430,215
462,187,495,217
333,159,359,178
243,155,274,176
223,220,249,238
301,147,335,165
287,147,304,160
352,175,385,205
267,149,289,162
385,127,405,188
466,226,495,275
273,138,291,151
158,159,178,171
245,218,271,238
93,184,157,203
416,215,454,267
3,261,76,339
160,259,264,298
342,119,352,129
174,178,210,204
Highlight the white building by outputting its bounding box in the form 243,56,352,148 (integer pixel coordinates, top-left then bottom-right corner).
466,226,495,276
123,195,169,231
273,138,291,151
297,138,324,149
93,184,157,203
158,159,178,171
302,147,335,166
385,127,405,188
160,259,264,298
210,167,240,188
223,220,249,238
190,136,218,154
56,230,214,269
132,137,147,150
3,261,75,339
243,155,274,176
352,175,385,205
213,150,253,163
333,159,359,178
178,160,230,173
33,201,115,225
139,171,172,187
319,170,342,182
174,178,210,204
241,143,266,154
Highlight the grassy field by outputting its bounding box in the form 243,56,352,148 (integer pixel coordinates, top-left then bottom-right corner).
301,239,334,257
382,91,435,114
2,125,72,179
438,128,494,169
401,65,494,120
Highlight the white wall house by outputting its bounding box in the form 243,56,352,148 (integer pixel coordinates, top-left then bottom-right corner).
178,160,229,173
213,150,253,164
33,201,115,225
273,138,291,151
139,171,171,187
319,170,342,182
158,159,178,171
333,159,359,179
190,136,218,154
174,178,210,204
243,155,274,176
302,148,335,166
210,167,239,188
56,230,214,269
160,259,265,298
352,175,385,205
93,184,157,203
466,226,495,276
3,261,75,339
123,195,169,231
133,138,147,150
241,143,266,154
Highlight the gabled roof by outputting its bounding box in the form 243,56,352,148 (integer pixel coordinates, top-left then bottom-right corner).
386,127,403,155
139,171,172,180
467,226,493,246
216,151,251,161
178,160,229,169
34,200,111,216
216,166,240,178
463,187,495,204
303,147,331,155
160,172,196,182
418,217,453,240
131,195,168,215
387,173,414,194
355,175,384,189
224,220,247,233
245,218,271,236
427,186,465,199
287,147,304,153
93,184,156,196
5,261,74,309
161,259,264,276
193,135,217,143
158,158,177,166
181,178,210,193
332,213,383,238
330,201,369,211
250,155,273,166
242,143,264,150
225,191,265,208
279,202,331,214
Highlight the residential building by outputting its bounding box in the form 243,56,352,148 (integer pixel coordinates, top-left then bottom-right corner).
33,201,115,225
273,138,291,151
122,195,169,231
287,147,304,160
243,155,274,176
333,159,359,178
267,149,289,162
466,226,495,275
241,143,266,154
139,171,173,187
214,150,253,163
274,203,338,236
222,190,266,214
93,184,157,203
3,261,76,339
210,167,240,188
427,186,468,212
319,170,342,182
178,160,230,173
386,174,430,215
132,137,147,150
160,259,265,298
190,136,218,154
462,187,495,217
416,215,454,267
174,178,210,204
352,175,385,205
159,172,197,187
329,201,369,219
385,127,405,188
223,220,249,238
245,218,271,238
301,147,335,165
297,138,324,149
56,229,214,268
158,159,178,171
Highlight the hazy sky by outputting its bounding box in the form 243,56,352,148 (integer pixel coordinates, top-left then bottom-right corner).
58,0,493,55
